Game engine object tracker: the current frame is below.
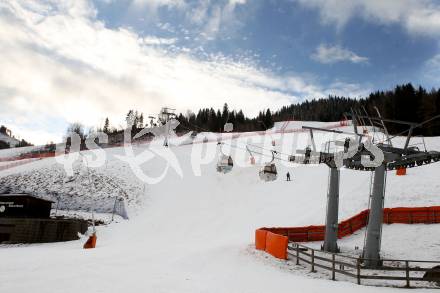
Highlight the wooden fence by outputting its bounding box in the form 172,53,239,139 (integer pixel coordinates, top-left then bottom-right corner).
287,242,440,288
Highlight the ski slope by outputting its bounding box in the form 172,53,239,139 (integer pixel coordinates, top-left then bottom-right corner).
1,122,440,292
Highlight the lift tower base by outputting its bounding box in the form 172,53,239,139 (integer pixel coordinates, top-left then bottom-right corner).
323,167,340,253
363,164,386,268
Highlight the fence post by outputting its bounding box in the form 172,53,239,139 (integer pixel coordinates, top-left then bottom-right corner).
311,249,315,272
296,244,300,265
111,197,117,222
405,261,410,288
332,254,336,280
357,258,361,285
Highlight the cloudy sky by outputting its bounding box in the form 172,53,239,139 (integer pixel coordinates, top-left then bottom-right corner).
1,0,440,144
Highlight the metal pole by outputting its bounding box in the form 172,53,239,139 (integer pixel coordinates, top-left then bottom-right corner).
363,164,386,268
351,109,362,144
331,254,336,280
164,120,170,147
374,106,392,146
309,129,316,152
362,106,373,125
403,126,414,152
92,210,96,234
323,167,340,253
111,197,117,222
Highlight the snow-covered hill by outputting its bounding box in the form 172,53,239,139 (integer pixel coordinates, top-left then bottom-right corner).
1,122,440,293
0,161,141,214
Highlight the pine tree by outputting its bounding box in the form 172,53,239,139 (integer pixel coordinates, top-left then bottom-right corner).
103,117,110,134
139,113,144,128
126,110,134,124
264,109,273,128
222,103,229,124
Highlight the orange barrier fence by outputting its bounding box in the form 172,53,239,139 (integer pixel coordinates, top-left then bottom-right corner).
255,229,268,250
338,209,370,238
256,206,440,259
0,158,41,171
0,152,56,171
0,151,55,162
265,232,288,260
383,206,440,224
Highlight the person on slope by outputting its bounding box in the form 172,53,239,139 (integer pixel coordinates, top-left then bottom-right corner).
286,172,291,181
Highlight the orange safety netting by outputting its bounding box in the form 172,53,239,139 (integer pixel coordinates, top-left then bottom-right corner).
256,206,440,260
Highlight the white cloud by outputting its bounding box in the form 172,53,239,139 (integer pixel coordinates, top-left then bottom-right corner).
311,44,368,64
141,36,177,45
0,0,367,144
188,0,210,25
1,122,61,146
327,81,371,98
294,0,440,38
423,53,440,83
131,0,185,9
188,0,247,40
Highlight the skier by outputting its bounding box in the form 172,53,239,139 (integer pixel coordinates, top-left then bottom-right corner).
286,172,291,181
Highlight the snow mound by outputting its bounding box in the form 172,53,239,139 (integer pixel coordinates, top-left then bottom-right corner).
0,161,143,214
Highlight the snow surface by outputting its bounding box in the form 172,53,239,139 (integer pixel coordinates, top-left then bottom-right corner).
1,122,440,292
0,144,46,159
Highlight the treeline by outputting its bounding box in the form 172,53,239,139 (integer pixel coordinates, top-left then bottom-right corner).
365,84,440,136
177,83,440,136
93,83,440,139
271,96,360,122
177,104,274,133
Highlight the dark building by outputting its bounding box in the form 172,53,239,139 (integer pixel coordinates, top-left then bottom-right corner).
0,193,89,244
0,193,53,218
0,218,88,244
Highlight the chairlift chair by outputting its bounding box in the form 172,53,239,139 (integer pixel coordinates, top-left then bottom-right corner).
259,151,278,181
217,155,233,173
216,143,234,174
246,145,256,165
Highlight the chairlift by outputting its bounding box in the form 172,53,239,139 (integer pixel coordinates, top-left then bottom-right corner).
216,143,233,174
246,145,256,165
259,151,278,182
296,146,313,164
334,137,352,152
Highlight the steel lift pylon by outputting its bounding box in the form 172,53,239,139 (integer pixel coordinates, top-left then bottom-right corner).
300,113,440,267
